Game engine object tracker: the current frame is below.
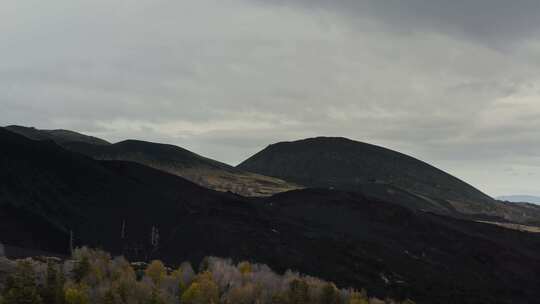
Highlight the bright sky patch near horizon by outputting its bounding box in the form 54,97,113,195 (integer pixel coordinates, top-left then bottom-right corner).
2,0,540,197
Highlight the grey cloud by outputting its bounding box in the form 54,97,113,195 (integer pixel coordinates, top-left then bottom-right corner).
1,0,539,196
254,0,540,46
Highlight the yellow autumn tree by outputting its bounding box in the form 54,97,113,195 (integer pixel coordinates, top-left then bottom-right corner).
238,261,252,275
348,290,368,304
319,283,341,304
64,285,89,304
222,283,260,304
145,260,167,286
180,271,219,304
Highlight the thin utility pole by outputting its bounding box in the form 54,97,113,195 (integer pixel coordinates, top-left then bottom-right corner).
121,220,126,239
69,230,74,256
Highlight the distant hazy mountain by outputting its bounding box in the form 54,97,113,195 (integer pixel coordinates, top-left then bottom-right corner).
239,137,540,224
3,128,540,303
4,125,299,197
498,195,540,205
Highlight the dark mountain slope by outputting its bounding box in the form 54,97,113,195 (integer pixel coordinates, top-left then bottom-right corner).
0,128,233,254
4,126,299,197
263,189,540,303
0,203,68,254
63,140,300,197
6,125,110,145
2,129,540,303
238,137,540,224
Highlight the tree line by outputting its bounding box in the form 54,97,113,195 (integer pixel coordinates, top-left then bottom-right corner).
0,247,415,304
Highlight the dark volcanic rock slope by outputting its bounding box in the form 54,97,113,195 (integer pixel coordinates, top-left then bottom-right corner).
238,137,540,224
0,128,226,254
2,129,540,303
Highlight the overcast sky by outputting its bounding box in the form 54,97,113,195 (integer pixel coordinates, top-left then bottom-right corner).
2,0,540,197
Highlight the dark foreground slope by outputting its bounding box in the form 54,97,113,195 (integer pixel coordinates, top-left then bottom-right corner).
0,128,231,254
2,130,540,303
238,137,540,224
5,125,298,197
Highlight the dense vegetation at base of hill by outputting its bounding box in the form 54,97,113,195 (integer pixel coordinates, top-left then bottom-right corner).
0,248,414,304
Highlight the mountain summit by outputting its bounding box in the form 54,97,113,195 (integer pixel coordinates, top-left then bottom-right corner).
238,137,540,224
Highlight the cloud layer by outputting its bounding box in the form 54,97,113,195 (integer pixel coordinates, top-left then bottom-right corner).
1,0,539,196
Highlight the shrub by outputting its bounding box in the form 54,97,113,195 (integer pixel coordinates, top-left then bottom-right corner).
64,285,89,304
1,250,410,304
271,292,289,304
348,290,369,304
172,262,195,295
110,257,136,282
145,261,166,286
2,261,42,304
237,262,252,275
40,261,65,304
144,288,166,304
222,283,260,304
319,283,341,304
71,257,90,284
181,272,219,304
288,279,310,304
198,258,211,273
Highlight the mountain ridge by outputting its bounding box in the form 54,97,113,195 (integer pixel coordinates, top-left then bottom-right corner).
6,125,111,145
3,126,300,197
238,136,540,225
